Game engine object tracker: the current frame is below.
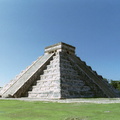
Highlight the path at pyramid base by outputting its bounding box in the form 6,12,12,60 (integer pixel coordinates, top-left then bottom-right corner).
0,42,119,98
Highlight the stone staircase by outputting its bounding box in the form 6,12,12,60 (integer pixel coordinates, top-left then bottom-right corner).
60,52,95,98
1,53,54,98
0,56,42,96
28,52,61,99
28,51,118,98
68,54,117,98
1,42,118,98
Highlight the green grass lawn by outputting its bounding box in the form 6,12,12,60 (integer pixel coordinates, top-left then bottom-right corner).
0,100,120,120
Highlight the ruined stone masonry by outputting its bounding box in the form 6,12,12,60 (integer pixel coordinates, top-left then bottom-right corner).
0,42,119,98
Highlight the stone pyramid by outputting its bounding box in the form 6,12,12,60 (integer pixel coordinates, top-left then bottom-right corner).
0,42,118,98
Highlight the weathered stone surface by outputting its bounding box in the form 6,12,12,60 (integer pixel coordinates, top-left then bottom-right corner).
0,54,54,98
28,52,61,99
0,42,119,98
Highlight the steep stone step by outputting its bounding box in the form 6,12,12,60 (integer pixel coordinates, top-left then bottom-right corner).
2,42,118,99
68,54,117,98
1,53,54,98
43,69,60,74
28,53,61,98
0,56,43,96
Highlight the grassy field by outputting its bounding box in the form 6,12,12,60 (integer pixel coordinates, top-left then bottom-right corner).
0,100,120,120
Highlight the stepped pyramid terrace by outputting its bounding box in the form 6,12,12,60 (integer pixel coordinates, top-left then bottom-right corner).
0,42,119,99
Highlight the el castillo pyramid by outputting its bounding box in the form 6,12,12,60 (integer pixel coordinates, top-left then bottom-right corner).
0,42,119,98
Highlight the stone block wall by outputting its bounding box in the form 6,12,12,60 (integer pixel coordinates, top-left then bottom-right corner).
1,42,118,98
28,52,61,99
60,52,96,98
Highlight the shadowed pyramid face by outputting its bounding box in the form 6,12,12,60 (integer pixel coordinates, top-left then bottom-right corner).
0,42,118,98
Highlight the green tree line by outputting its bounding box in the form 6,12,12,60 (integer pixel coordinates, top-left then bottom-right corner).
110,80,120,91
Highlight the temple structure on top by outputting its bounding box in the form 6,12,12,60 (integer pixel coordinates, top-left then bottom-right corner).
0,42,119,98
45,42,75,55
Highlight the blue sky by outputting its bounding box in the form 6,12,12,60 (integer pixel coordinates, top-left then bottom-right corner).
0,0,120,87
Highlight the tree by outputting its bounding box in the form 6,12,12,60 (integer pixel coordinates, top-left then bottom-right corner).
110,80,120,91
